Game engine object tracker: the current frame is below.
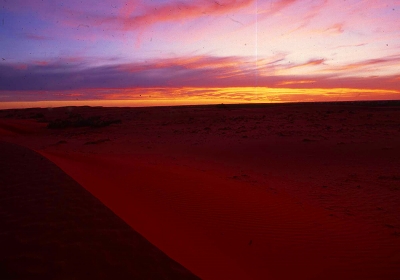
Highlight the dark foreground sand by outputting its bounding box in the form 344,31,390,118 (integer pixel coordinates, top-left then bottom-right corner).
0,141,199,279
1,101,400,279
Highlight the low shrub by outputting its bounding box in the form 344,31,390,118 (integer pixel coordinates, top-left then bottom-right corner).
47,114,121,129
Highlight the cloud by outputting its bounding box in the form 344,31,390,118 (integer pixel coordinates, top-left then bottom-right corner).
1,54,400,94
286,58,326,69
3,0,257,47
323,23,345,34
33,61,50,66
277,80,316,86
94,0,255,31
262,0,298,15
326,55,400,73
333,43,368,49
4,0,255,31
23,33,53,41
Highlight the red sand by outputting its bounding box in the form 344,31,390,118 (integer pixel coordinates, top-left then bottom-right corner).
1,102,400,279
0,141,199,279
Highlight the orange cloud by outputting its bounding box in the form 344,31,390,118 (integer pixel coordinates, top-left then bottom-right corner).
277,80,316,86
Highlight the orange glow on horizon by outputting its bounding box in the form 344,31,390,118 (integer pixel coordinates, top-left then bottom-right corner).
1,87,399,110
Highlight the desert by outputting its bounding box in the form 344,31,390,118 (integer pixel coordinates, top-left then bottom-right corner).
1,101,399,279
2,0,400,278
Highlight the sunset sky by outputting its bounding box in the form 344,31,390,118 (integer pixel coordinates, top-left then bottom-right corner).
1,0,400,108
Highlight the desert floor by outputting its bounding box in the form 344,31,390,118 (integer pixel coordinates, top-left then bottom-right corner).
1,101,399,279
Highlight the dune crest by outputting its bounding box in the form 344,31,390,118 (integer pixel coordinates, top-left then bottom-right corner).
0,142,199,279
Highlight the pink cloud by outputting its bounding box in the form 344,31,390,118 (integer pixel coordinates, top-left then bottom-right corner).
33,61,50,66
322,23,345,34
258,0,299,18
13,64,28,70
2,50,400,93
119,0,141,19
268,0,297,14
282,0,328,33
333,43,368,49
287,58,326,69
4,0,257,45
101,0,255,31
111,54,400,89
117,55,245,73
327,55,400,73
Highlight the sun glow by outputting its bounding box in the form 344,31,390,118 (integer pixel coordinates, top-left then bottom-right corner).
1,87,398,109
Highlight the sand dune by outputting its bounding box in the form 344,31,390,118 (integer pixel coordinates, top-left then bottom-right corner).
0,141,199,279
40,149,399,280
1,102,399,279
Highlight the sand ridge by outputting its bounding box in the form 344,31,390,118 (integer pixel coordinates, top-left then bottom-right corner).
0,141,199,279
39,149,400,280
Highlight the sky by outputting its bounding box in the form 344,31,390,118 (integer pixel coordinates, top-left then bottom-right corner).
1,0,400,108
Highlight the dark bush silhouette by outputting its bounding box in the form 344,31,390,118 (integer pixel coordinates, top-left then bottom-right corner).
47,114,121,129
30,113,45,119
